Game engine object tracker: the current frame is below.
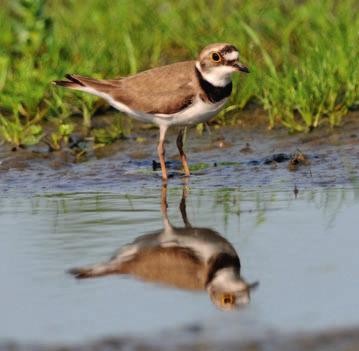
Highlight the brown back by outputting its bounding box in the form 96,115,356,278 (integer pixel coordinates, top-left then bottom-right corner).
118,246,207,291
110,61,198,114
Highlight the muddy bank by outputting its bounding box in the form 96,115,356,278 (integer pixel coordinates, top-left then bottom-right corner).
2,327,359,351
1,111,359,195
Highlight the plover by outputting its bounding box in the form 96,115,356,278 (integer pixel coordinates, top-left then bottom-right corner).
54,43,249,180
69,185,258,310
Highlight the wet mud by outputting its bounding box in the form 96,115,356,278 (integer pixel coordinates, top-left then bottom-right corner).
2,327,359,351
1,111,359,194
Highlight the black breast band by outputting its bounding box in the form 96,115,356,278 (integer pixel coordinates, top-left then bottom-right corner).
205,253,240,287
195,67,232,103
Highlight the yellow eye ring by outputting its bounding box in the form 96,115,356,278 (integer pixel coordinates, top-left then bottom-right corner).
221,293,235,306
210,52,221,63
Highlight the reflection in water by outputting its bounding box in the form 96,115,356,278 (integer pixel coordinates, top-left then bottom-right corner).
69,185,258,311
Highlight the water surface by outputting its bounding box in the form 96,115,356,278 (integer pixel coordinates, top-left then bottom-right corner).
1,185,359,343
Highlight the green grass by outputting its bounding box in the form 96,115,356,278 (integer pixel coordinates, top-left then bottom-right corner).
0,0,358,148
0,113,43,148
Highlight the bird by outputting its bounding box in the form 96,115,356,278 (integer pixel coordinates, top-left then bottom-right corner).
69,185,258,311
53,43,249,181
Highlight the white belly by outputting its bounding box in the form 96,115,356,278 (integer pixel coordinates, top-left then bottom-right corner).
80,86,227,127
153,96,228,127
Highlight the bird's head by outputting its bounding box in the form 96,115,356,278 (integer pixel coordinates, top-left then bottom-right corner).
207,268,258,311
196,43,249,87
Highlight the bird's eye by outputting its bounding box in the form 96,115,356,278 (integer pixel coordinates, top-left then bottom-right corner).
221,294,235,305
210,52,221,62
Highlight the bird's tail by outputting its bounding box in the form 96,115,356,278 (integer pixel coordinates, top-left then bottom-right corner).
68,263,118,279
53,74,86,90
53,74,114,95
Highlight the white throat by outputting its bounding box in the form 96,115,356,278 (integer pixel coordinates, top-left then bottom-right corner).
208,267,245,291
196,62,234,87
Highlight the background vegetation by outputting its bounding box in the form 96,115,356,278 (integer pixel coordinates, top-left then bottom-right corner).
0,0,358,148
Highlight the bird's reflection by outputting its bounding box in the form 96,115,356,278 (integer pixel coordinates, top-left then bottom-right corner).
69,185,258,310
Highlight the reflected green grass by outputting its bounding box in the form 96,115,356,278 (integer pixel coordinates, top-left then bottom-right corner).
2,186,357,232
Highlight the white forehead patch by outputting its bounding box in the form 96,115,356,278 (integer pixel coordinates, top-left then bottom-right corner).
224,51,239,61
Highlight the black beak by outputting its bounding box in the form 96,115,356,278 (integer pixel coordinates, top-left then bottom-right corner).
247,281,259,290
234,63,250,73
234,281,259,294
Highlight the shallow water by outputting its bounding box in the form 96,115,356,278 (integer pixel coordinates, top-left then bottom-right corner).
1,124,359,344
1,184,359,343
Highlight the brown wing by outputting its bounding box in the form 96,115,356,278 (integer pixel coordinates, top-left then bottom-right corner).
54,61,198,115
119,246,207,291
110,61,197,114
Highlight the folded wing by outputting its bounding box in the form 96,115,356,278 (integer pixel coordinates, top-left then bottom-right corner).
53,61,197,115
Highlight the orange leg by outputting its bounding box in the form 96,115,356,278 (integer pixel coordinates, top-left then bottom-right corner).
157,125,168,181
176,128,190,177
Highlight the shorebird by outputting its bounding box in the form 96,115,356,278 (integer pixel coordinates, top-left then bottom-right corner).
54,43,249,180
69,185,258,310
